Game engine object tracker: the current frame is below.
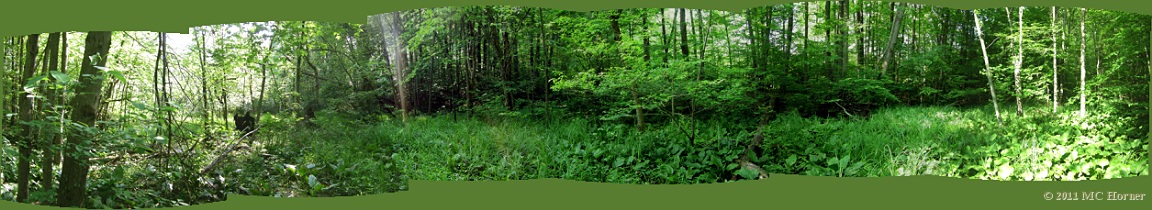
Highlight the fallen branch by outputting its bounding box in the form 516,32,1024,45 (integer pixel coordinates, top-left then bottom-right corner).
732,125,769,180
199,127,260,175
834,102,854,117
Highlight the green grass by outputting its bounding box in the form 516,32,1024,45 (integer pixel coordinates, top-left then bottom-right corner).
374,105,1148,184
2,105,1147,207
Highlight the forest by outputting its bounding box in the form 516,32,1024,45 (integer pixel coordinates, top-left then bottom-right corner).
2,1,1150,208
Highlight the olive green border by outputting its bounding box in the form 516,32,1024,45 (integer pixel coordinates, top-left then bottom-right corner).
1,0,1151,209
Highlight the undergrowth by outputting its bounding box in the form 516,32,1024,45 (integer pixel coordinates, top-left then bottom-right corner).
383,106,1148,183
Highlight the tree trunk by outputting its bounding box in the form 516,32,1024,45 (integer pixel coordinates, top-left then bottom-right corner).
804,2,809,74
856,1,864,68
679,8,689,57
643,9,652,63
787,3,795,68
41,32,63,192
661,9,670,64
881,3,903,79
16,33,41,203
0,38,6,179
1014,7,1024,116
387,12,411,122
199,29,212,133
825,1,832,79
1079,8,1086,117
636,9,650,130
840,0,848,75
1052,7,1059,113
57,31,113,208
747,10,758,69
973,11,1004,126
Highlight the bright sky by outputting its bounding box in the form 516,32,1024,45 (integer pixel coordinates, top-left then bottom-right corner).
166,32,195,52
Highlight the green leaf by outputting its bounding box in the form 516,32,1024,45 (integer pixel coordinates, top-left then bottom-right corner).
735,168,761,180
633,160,649,170
131,101,149,110
839,155,851,168
726,163,739,171
50,71,72,83
106,70,127,82
307,174,319,187
25,74,49,88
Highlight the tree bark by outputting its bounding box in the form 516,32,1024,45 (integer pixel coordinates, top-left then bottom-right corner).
973,11,1004,126
661,9,670,63
16,33,41,203
1014,7,1024,116
679,8,689,57
57,31,113,208
40,32,63,192
881,3,903,79
1079,8,1086,117
1052,7,1059,113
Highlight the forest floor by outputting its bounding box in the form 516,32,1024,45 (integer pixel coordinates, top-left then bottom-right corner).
343,105,1147,184
2,106,1148,207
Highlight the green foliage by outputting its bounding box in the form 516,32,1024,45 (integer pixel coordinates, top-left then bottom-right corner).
214,112,407,197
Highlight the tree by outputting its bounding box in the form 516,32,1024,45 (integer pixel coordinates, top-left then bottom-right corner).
881,3,903,79
1078,8,1086,118
40,32,65,192
16,33,41,203
0,38,6,169
1052,7,1058,113
1013,7,1024,116
973,10,1004,126
679,8,689,57
57,31,113,208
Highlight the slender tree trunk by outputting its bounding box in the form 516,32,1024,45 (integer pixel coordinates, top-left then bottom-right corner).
1052,7,1059,113
973,10,1004,126
881,3,903,79
661,9,670,64
643,9,652,63
724,12,734,65
804,3,809,74
747,10,758,69
58,33,67,167
15,33,41,203
856,0,864,68
840,0,849,75
679,8,689,57
257,35,275,124
636,9,650,130
825,1,833,79
153,32,164,142
40,32,63,192
0,38,6,174
787,3,795,67
1014,7,1024,116
57,31,113,208
199,29,211,132
1079,8,1086,118
0,37,7,177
